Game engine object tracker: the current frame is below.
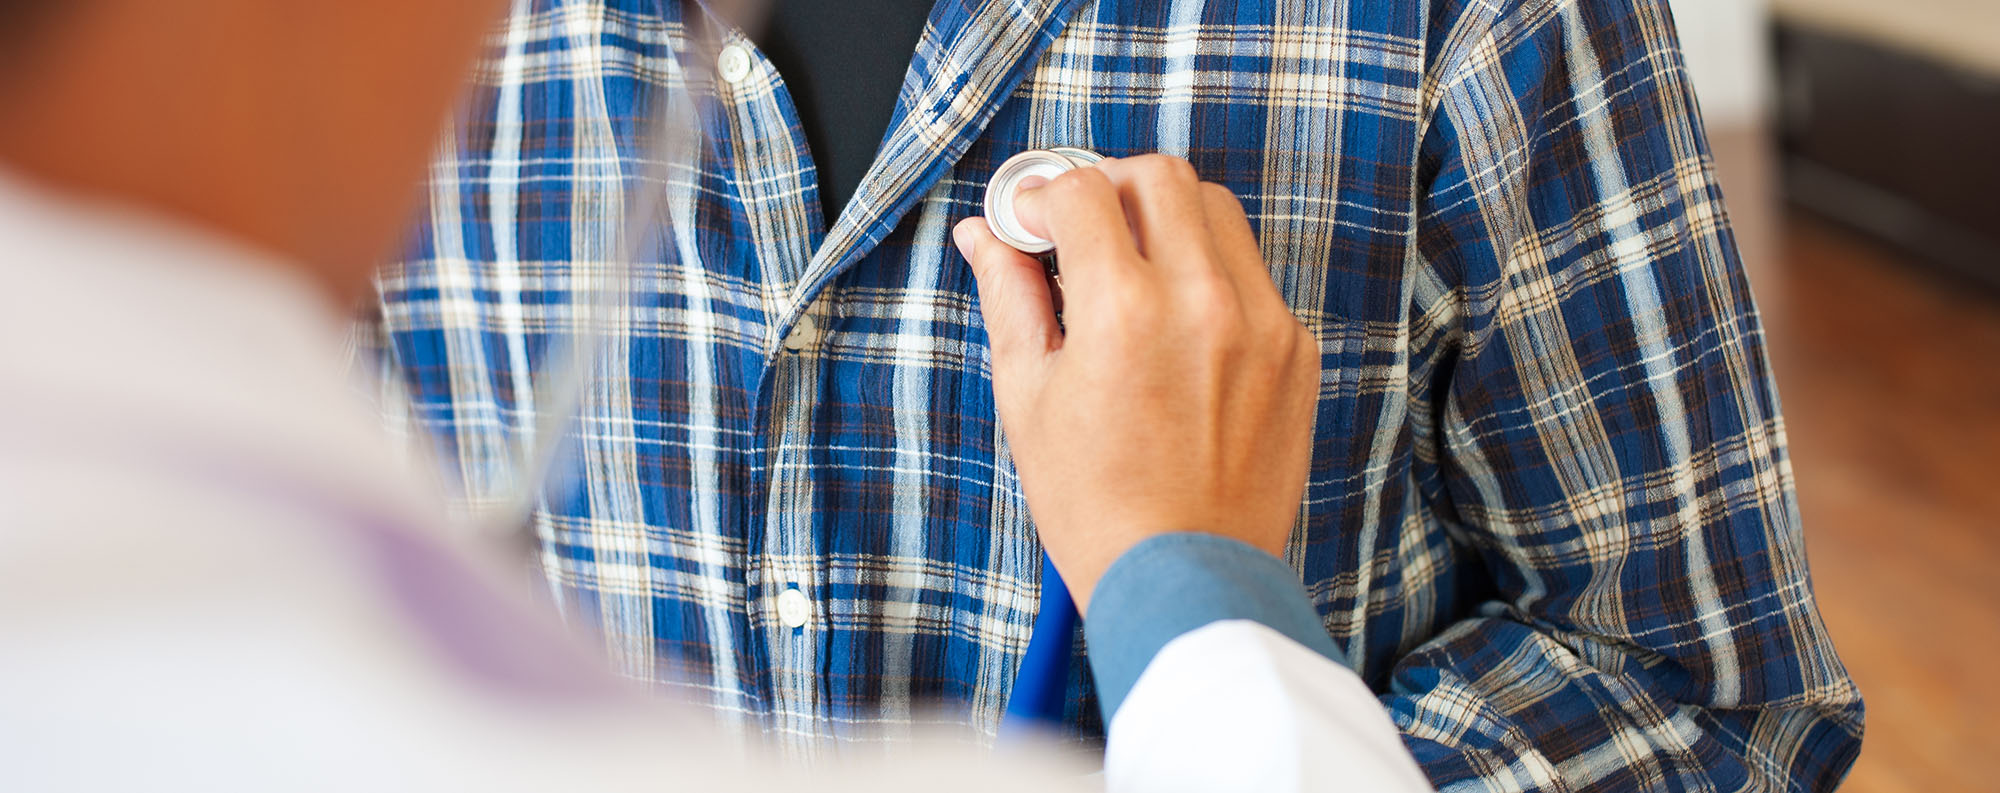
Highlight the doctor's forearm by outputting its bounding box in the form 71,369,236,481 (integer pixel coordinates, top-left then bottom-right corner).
1086,533,1434,793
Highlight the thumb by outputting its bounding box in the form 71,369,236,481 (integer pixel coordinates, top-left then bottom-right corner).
953,217,1061,372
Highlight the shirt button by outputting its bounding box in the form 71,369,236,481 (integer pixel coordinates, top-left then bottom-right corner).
782,314,818,352
776,588,811,629
717,43,753,84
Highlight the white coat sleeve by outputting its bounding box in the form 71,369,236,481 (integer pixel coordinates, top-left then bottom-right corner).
1084,534,1436,793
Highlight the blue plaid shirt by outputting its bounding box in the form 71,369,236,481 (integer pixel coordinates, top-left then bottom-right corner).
370,0,1864,788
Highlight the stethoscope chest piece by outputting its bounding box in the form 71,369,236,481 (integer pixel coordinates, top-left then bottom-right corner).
983,148,1103,324
983,147,1104,255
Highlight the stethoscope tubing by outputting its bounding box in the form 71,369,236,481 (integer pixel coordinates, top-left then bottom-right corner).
1001,552,1077,734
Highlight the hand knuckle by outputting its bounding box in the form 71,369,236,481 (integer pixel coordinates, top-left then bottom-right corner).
1163,156,1201,185
1276,306,1308,335
1094,280,1157,325
1053,168,1110,202
1294,328,1321,365
1185,288,1241,334
1120,154,1194,187
1261,315,1298,351
1199,182,1242,210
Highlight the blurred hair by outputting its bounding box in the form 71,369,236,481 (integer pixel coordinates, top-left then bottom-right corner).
0,0,59,83
0,0,52,32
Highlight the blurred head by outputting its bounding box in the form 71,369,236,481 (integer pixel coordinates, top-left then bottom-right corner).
0,0,507,301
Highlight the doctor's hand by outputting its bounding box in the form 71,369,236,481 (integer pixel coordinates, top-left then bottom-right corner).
952,154,1320,613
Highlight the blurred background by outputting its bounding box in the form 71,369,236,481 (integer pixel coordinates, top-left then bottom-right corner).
1665,1,1999,791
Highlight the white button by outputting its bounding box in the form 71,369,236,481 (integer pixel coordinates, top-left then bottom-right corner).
782,314,818,352
776,588,811,628
717,43,753,84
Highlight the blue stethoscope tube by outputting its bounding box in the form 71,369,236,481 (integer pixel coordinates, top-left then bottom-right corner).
1001,552,1076,734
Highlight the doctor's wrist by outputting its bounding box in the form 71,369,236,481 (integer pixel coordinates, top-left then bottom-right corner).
1081,532,1342,722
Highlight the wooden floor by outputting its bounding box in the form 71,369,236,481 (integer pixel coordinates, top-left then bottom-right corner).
1756,212,2000,793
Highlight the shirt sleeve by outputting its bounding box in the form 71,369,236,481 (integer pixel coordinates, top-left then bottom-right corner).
1086,534,1434,793
1394,0,1864,790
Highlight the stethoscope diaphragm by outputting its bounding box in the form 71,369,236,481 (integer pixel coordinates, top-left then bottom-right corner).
983,147,1104,255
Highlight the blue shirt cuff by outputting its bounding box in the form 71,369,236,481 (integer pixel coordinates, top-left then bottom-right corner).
1083,533,1341,722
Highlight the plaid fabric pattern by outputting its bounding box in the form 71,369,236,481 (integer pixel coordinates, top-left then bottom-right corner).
369,0,1865,787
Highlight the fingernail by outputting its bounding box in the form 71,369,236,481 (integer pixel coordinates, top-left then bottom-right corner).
1016,175,1049,192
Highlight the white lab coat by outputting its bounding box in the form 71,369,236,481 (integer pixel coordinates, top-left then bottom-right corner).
0,169,1432,792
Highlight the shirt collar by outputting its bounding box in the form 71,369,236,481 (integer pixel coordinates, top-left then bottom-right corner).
785,0,1089,323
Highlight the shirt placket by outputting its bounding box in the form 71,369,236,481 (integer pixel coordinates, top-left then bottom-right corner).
713,31,833,746
706,0,1087,745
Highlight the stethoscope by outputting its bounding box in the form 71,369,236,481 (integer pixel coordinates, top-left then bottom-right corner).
983,147,1103,734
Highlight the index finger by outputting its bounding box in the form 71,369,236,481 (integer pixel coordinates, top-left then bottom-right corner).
1012,166,1141,294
